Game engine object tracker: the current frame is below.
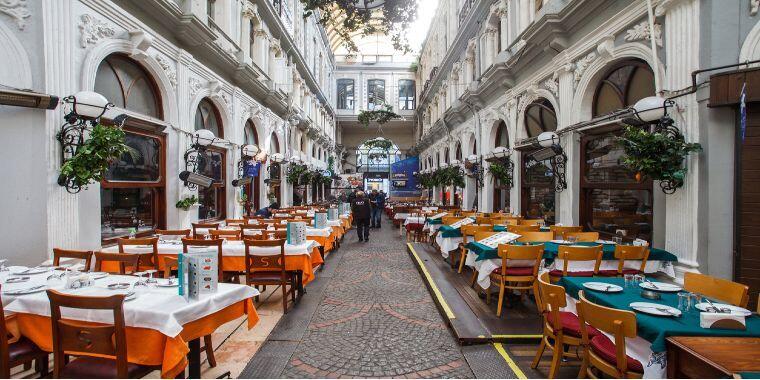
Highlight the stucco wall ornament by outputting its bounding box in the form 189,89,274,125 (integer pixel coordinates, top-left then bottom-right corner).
155,55,177,88
189,77,203,96
0,0,30,30
543,75,559,97
624,21,663,47
752,0,760,16
573,51,598,86
79,14,115,48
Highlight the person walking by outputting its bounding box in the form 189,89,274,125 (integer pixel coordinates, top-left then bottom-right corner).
370,189,385,228
352,191,371,242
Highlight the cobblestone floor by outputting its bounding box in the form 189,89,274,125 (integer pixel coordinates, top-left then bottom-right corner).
280,217,475,378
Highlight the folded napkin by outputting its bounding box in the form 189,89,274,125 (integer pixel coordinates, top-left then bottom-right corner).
700,312,746,330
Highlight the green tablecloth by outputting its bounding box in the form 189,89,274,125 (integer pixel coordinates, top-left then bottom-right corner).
558,277,760,353
464,241,678,263
738,373,760,379
438,225,462,238
426,218,443,225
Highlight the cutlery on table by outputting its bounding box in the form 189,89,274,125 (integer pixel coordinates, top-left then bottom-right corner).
7,284,46,294
643,278,659,289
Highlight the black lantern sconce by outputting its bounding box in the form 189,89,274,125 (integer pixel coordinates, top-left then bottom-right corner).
526,131,567,192
180,129,216,190
57,91,114,162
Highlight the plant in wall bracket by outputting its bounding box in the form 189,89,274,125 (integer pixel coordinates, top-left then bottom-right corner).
358,103,401,128
433,166,465,188
286,163,308,185
617,119,702,194
57,123,133,193
487,160,514,189
175,195,199,211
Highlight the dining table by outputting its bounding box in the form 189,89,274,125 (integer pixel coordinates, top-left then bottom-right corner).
1,266,259,378
101,239,324,285
557,276,760,378
464,241,678,289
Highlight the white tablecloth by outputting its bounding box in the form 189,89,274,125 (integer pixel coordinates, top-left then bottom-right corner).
393,213,410,220
102,240,320,257
435,235,465,259
403,217,426,226
2,268,258,337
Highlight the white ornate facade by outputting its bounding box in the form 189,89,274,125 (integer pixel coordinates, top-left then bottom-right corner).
413,0,760,282
0,0,337,264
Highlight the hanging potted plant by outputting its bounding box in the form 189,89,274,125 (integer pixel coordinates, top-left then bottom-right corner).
617,122,702,194
175,195,199,211
488,161,513,189
57,124,133,193
358,103,401,128
286,164,308,185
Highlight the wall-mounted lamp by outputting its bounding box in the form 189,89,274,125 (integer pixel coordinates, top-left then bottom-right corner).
0,88,59,110
181,128,217,190
57,91,114,162
179,170,214,188
528,131,567,192
632,96,669,123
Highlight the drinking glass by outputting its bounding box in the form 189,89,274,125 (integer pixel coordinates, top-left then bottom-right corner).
624,274,634,288
612,236,622,245
567,236,577,244
690,292,703,306
633,274,645,284
677,292,692,312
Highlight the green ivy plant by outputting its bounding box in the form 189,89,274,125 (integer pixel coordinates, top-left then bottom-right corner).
433,167,465,188
417,172,435,189
58,124,132,191
175,195,199,211
286,163,308,185
358,104,401,128
488,161,513,189
617,124,702,193
364,138,394,151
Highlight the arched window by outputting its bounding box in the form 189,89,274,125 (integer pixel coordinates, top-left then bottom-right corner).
356,139,400,174
581,60,656,242
312,144,317,158
270,133,280,154
299,135,306,152
444,147,450,164
194,99,225,221
524,99,556,138
455,142,462,161
244,120,258,146
244,120,260,210
95,54,160,118
96,54,165,244
495,120,509,148
195,98,222,138
593,60,655,117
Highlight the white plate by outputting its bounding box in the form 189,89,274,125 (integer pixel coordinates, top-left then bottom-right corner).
630,302,682,317
3,285,47,295
11,267,50,275
695,302,752,316
638,281,682,292
550,240,571,244
583,282,623,293
596,240,616,245
156,280,178,287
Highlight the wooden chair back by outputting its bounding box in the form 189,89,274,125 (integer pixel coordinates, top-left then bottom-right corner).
613,245,650,274
46,289,129,378
225,219,247,226
162,256,178,279
564,231,599,242
117,237,159,271
517,231,553,243
243,238,287,278
520,219,545,226
473,231,499,241
576,290,640,377
496,244,544,278
549,225,583,239
210,229,242,241
475,217,493,225
273,230,288,239
508,224,540,233
93,252,140,274
684,272,749,307
557,245,603,276
155,229,191,240
191,222,220,238
441,216,465,225
461,212,479,217
52,248,93,271
240,224,266,238
492,218,519,226
461,225,493,244
182,238,224,281
535,272,568,332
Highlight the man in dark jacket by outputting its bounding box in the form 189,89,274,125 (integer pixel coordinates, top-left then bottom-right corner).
369,189,386,228
351,191,372,242
254,202,278,218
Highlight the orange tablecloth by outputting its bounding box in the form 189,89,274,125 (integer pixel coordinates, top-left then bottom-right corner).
12,298,258,378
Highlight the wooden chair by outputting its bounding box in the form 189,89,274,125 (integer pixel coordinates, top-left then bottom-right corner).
52,248,93,271
532,273,594,378
577,290,643,378
0,286,48,378
488,244,543,317
549,245,603,280
273,230,288,240
684,272,749,308
493,218,519,226
599,245,650,277
564,231,600,242
160,258,217,368
118,237,159,272
458,225,494,273
520,219,545,226
508,224,540,233
517,231,554,243
46,289,157,378
475,216,493,225
549,226,583,239
191,222,220,239
224,219,246,226
240,224,266,238
94,252,141,275
243,238,297,313
467,231,500,286
154,229,190,240
182,238,225,282
210,229,242,241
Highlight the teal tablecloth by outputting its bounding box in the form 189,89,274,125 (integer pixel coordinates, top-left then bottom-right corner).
464,241,678,263
738,373,760,379
438,225,462,238
558,277,760,353
426,218,443,225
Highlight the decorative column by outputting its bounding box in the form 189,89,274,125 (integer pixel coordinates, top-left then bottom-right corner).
498,1,509,51
253,29,268,72
555,63,577,225
660,0,702,276
239,4,257,65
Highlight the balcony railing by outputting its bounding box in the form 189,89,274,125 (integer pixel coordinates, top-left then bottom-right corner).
271,0,293,35
459,0,477,26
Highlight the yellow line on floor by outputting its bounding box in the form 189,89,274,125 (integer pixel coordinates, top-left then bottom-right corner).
493,343,527,379
491,334,543,339
407,243,456,320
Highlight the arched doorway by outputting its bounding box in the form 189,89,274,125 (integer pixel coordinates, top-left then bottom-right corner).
244,120,261,212
581,59,655,241
520,99,557,224
492,120,510,212
96,54,166,244
269,132,282,206
194,98,226,221
356,138,401,194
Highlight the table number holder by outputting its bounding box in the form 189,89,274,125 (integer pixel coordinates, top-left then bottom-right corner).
327,208,339,221
287,222,307,245
314,212,328,229
179,250,219,301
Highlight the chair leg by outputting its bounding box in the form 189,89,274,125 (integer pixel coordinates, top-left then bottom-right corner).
531,338,547,369
457,250,467,273
470,270,478,288
577,349,589,379
282,283,289,314
486,285,492,305
548,340,563,379
204,335,217,368
36,354,50,377
496,281,506,317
